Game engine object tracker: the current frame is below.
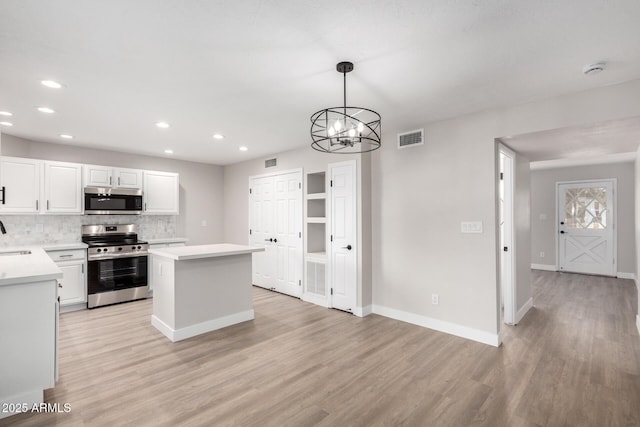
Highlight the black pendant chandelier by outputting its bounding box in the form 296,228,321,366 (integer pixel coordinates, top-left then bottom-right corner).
310,61,381,153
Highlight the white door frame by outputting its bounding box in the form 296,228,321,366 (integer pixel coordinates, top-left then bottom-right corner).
498,144,516,326
555,179,617,276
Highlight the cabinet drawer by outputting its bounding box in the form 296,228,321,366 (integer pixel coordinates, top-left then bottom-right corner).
47,249,86,262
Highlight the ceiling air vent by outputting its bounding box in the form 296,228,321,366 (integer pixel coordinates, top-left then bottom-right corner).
265,158,277,168
397,129,424,149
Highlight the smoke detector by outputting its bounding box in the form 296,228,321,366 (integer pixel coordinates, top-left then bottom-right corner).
583,62,606,75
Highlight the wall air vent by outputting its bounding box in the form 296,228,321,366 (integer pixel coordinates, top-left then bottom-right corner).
397,129,424,149
265,158,277,168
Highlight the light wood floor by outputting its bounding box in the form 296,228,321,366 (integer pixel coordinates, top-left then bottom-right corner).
3,271,640,426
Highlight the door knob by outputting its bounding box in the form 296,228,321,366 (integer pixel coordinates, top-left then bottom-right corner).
342,244,352,250
560,230,565,234
560,221,565,225
273,238,277,243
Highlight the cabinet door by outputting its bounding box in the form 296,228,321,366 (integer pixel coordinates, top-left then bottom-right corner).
84,164,113,187
114,168,143,189
58,262,86,305
143,171,179,214
44,161,83,213
0,156,41,213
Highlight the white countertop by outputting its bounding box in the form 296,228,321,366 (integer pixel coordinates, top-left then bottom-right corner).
146,237,189,245
149,243,264,261
0,247,63,287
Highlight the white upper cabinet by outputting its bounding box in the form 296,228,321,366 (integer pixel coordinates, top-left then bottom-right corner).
43,161,83,213
114,168,143,189
0,156,41,213
84,164,112,187
84,165,143,189
143,170,179,215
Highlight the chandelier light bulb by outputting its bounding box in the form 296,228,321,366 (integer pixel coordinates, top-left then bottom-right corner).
328,126,336,137
334,120,342,132
348,128,356,138
357,122,364,133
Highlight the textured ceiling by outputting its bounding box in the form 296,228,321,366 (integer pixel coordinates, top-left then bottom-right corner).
1,0,640,165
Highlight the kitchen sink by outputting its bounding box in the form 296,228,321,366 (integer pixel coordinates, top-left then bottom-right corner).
0,250,32,256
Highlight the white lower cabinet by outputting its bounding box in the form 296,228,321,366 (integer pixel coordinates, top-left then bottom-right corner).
47,249,86,310
149,242,185,292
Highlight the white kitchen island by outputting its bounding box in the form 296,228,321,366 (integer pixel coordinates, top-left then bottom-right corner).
149,244,264,342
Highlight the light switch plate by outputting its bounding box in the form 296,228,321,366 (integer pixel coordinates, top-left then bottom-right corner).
461,221,483,233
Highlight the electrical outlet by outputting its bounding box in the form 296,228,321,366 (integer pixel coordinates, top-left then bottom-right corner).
540,251,545,258
431,294,439,305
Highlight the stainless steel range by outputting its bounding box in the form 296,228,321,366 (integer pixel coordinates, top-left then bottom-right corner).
82,224,149,308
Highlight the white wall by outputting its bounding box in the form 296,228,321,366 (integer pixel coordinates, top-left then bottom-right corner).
530,161,636,275
372,79,640,345
514,152,532,316
0,134,224,245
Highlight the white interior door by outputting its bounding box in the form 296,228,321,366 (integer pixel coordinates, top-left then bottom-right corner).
249,170,302,296
499,147,515,325
250,176,275,288
557,180,615,276
329,161,356,312
274,172,303,297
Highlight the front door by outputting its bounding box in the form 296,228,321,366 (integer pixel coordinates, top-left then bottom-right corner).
557,180,616,276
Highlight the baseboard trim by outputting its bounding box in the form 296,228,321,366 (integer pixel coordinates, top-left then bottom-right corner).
531,263,556,271
372,305,500,347
354,305,372,317
151,310,255,342
515,297,533,324
301,293,329,308
617,272,636,280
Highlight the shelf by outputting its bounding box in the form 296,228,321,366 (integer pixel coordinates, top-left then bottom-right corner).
306,252,326,262
306,193,326,200
307,217,326,223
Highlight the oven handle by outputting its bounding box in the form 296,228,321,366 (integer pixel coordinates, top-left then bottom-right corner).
88,252,149,261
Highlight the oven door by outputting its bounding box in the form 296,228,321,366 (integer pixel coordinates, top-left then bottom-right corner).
87,255,148,295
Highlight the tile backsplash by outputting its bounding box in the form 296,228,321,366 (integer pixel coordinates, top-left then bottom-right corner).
0,215,176,247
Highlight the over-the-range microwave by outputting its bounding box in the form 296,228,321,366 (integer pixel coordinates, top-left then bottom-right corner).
84,187,143,215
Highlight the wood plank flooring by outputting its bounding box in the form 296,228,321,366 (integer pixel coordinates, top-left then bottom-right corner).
2,271,640,426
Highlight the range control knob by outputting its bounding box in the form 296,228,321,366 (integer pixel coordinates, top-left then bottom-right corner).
97,248,102,253
137,246,142,250
132,246,136,250
104,248,108,252
118,247,123,251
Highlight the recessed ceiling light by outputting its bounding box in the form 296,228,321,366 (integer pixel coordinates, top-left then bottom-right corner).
0,121,14,127
156,121,170,129
239,146,248,151
164,149,174,154
0,111,12,117
41,80,63,89
212,133,224,140
59,134,73,139
37,106,55,114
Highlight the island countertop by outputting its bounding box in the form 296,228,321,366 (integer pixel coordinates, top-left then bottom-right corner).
0,247,63,287
149,243,264,261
